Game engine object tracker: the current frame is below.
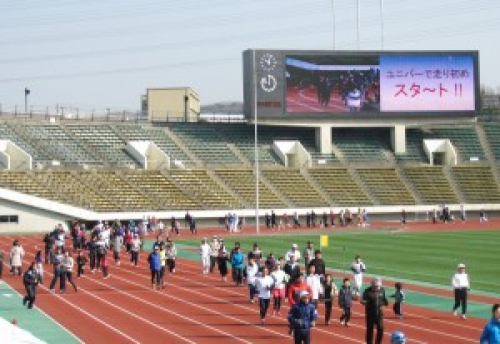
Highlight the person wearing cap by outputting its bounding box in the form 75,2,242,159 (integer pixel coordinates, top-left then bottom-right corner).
209,236,220,274
200,238,211,275
287,290,317,344
130,234,142,266
284,255,301,299
390,331,407,344
480,303,500,344
147,246,161,290
285,244,301,264
351,255,366,297
361,276,389,344
452,263,470,320
165,239,177,274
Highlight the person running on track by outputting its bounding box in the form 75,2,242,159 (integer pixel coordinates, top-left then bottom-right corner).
270,263,288,316
254,266,274,325
62,250,78,292
23,262,41,309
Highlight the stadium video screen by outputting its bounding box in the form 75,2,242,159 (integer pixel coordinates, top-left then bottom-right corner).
285,53,477,114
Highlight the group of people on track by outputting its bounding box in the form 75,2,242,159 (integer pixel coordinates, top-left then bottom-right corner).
2,218,499,344
198,237,416,344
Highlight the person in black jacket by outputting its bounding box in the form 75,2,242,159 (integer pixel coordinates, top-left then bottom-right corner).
271,211,277,229
43,233,55,264
23,262,41,309
361,277,389,344
307,250,326,279
339,278,353,326
284,255,301,298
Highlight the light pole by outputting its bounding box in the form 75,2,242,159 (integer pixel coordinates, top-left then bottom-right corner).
253,49,260,234
331,0,336,50
24,87,30,114
357,0,361,50
380,0,385,50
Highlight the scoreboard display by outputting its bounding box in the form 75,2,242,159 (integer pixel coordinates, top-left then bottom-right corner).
243,50,479,119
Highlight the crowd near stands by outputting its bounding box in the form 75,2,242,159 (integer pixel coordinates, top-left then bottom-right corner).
0,121,500,212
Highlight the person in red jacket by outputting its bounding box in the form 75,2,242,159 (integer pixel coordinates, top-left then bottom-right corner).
288,274,313,306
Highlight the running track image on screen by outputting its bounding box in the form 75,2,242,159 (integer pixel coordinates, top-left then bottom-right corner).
286,55,380,114
285,53,476,114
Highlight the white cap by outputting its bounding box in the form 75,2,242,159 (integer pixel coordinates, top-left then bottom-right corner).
298,290,310,299
457,263,466,269
292,243,298,249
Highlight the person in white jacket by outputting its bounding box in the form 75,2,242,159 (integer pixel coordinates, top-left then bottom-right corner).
254,266,275,324
199,238,211,275
305,265,322,309
270,264,288,316
452,263,470,320
246,256,260,303
351,255,366,297
10,240,25,276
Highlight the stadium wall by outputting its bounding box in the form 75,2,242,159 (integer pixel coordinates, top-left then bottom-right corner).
0,198,72,233
1,184,500,232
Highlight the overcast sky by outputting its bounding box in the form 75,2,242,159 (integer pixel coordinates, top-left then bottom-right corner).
0,0,498,112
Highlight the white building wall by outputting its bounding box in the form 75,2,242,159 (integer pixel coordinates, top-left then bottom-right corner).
0,199,72,233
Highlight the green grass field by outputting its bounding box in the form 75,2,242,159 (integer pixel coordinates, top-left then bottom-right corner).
177,229,500,295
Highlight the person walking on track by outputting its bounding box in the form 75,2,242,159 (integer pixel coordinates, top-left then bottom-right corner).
200,238,211,275
148,246,162,289
254,266,274,325
361,277,389,344
23,262,41,309
62,250,78,292
10,240,24,276
287,290,317,344
452,263,470,320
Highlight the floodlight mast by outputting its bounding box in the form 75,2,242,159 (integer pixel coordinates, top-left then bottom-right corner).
253,49,260,234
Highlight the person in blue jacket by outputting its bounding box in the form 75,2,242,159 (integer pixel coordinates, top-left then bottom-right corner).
480,303,500,344
147,246,161,290
231,246,245,286
287,290,317,344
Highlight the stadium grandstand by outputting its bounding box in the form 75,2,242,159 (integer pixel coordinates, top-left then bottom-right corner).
0,49,499,232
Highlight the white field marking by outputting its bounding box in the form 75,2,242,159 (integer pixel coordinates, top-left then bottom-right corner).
0,258,132,344
102,272,290,343
15,234,411,344
76,285,197,344
14,236,341,343
0,239,195,344
0,275,84,344
112,265,369,343
20,235,434,344
153,257,483,343
175,259,479,342
77,275,253,343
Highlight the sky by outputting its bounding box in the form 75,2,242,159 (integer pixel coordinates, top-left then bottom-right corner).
0,0,498,113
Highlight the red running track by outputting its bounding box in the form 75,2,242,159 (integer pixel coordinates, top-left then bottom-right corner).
0,230,489,344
